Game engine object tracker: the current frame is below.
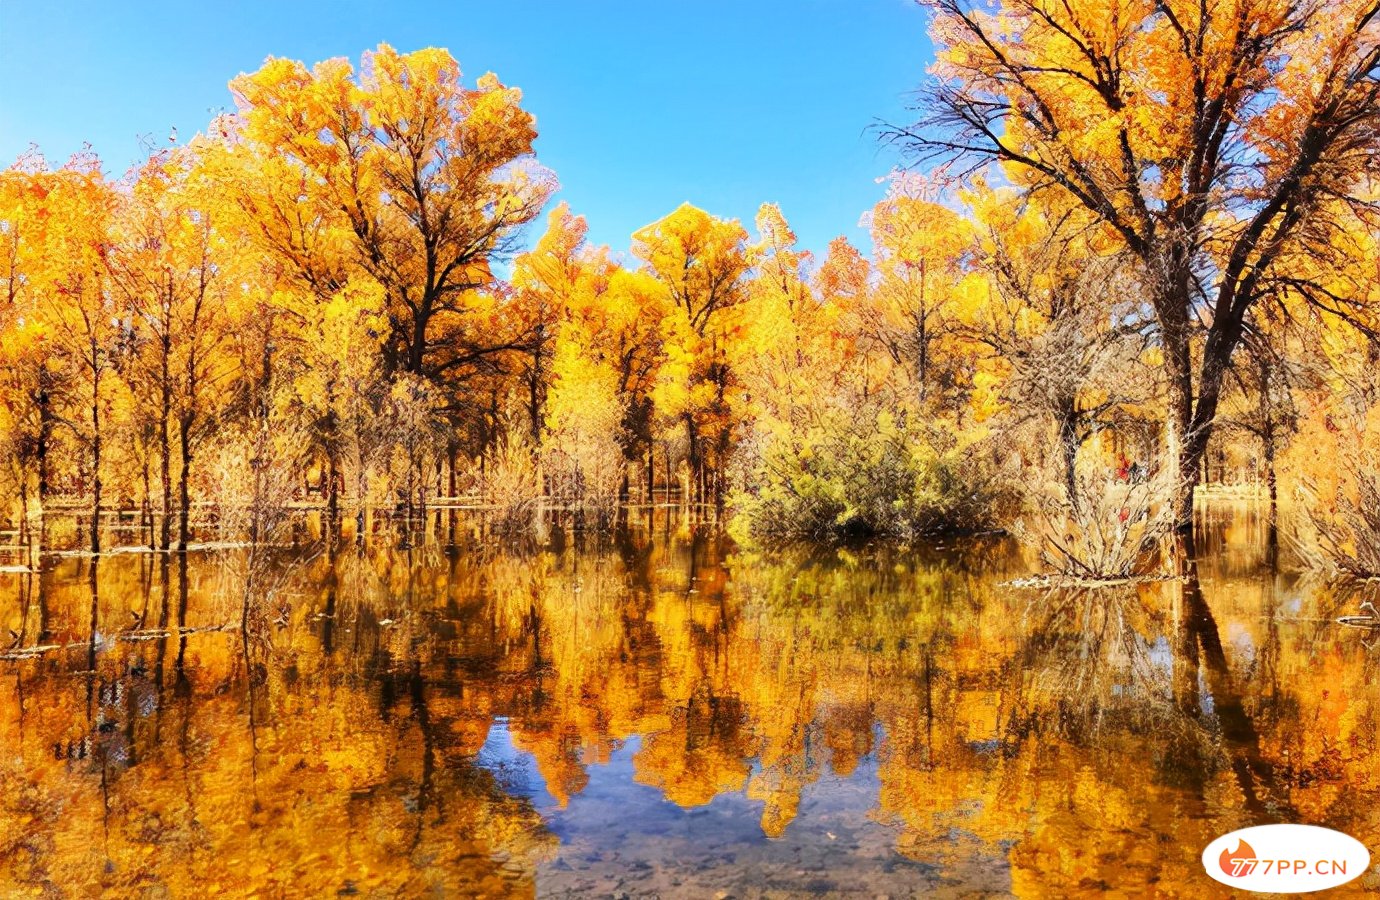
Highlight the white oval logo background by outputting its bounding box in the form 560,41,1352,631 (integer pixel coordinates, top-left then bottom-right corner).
1202,824,1369,893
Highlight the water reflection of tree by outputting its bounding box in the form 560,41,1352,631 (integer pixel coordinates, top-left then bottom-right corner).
7,514,1380,895
0,530,560,895
1172,553,1290,819
1009,570,1292,820
1011,585,1173,740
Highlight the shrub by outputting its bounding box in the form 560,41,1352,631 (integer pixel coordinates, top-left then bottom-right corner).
1290,404,1380,578
482,438,543,532
735,407,1007,543
1014,458,1178,580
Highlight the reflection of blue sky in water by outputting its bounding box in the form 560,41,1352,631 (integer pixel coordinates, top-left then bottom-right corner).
478,720,559,810
1148,635,1174,674
478,721,1004,895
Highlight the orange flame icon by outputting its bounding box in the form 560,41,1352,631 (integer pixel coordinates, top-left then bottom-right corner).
1219,839,1258,877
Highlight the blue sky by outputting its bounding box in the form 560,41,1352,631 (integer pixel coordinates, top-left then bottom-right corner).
0,0,933,257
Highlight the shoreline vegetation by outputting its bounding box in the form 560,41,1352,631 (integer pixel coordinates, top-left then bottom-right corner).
4,0,1380,591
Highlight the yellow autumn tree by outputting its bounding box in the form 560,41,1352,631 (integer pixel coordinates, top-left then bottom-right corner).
862,175,977,407
635,203,751,509
229,44,554,381
105,146,241,552
903,0,1380,529
0,155,70,532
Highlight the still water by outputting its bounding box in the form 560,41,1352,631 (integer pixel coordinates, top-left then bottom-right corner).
1,505,1378,897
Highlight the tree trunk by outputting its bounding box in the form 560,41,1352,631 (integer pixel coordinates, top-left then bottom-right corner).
178,415,193,552
528,341,543,447
36,379,52,525
141,449,153,552
685,417,699,508
160,351,173,553
1161,318,1197,531
917,310,928,402
325,409,340,522
646,445,655,505
1263,424,1277,521
1178,279,1248,531
90,391,102,555
1058,405,1079,513
415,451,427,519
447,439,458,500
409,309,429,376
18,480,28,546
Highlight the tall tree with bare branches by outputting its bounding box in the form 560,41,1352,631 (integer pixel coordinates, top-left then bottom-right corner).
893,0,1380,530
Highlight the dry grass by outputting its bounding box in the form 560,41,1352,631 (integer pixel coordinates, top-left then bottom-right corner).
1293,468,1380,579
1016,458,1179,580
482,438,543,532
1289,406,1380,580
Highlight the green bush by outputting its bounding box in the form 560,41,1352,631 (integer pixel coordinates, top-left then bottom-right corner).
734,408,1006,543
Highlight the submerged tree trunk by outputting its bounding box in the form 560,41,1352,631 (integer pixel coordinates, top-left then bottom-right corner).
355,447,369,545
